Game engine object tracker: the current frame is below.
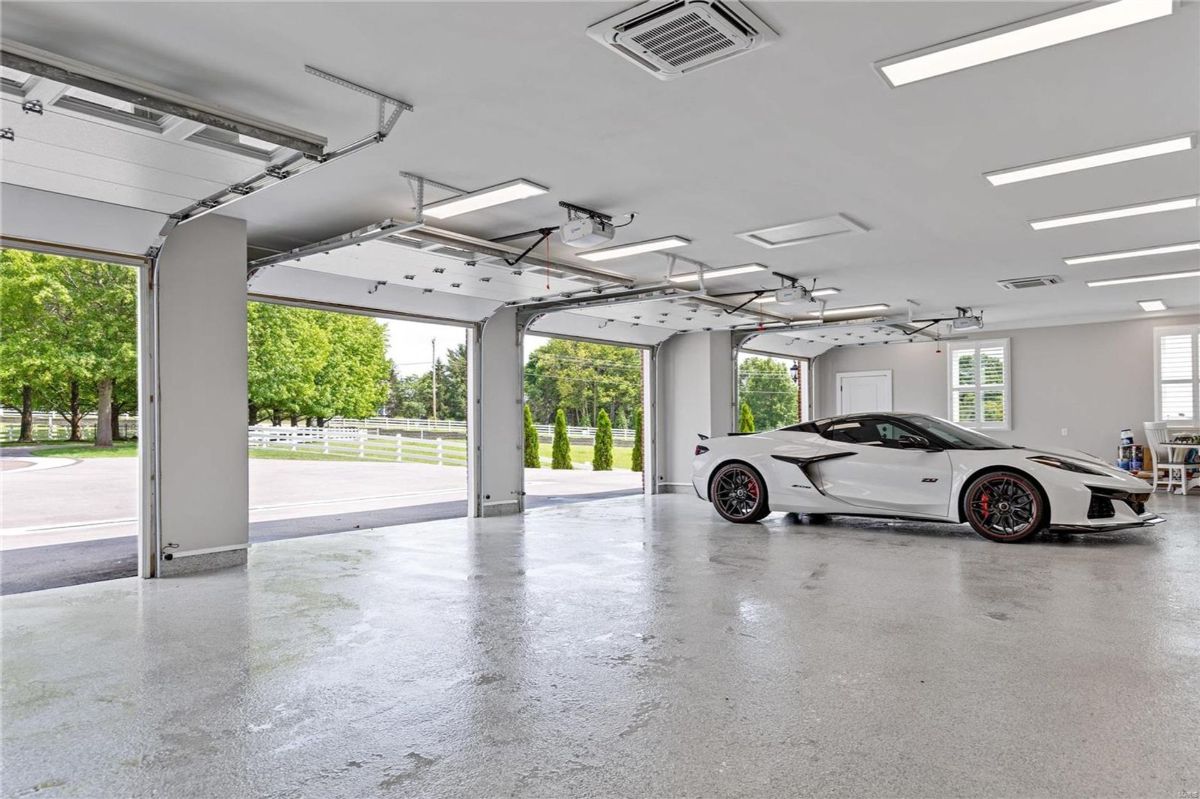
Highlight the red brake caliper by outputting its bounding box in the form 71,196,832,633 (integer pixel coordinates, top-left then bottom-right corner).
979,489,990,519
747,478,759,499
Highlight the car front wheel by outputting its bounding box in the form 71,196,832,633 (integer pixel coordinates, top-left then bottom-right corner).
964,471,1046,542
711,463,770,523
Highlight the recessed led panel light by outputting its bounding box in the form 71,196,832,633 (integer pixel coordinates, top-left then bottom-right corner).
877,0,1175,88
1087,270,1200,287
579,236,690,262
809,303,890,317
985,135,1195,186
1065,241,1200,265
423,179,549,219
737,214,867,249
1138,299,1168,311
668,263,766,283
1031,196,1199,230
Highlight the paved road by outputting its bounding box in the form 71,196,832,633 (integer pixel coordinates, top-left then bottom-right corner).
2,456,642,549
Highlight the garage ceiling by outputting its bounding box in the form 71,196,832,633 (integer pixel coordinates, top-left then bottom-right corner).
1,0,1197,334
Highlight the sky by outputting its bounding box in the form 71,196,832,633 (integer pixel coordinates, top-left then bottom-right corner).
384,319,548,375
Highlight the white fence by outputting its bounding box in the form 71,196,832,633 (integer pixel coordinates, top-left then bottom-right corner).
249,425,467,467
1,410,137,442
330,416,636,441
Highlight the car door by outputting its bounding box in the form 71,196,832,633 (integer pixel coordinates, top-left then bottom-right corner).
812,417,953,518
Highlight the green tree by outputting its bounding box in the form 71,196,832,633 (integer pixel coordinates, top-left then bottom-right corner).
524,339,642,428
615,407,629,433
593,409,613,471
300,311,391,425
631,408,644,473
523,404,541,468
247,303,330,425
551,408,572,470
0,250,137,446
739,401,756,433
738,357,796,431
385,368,431,418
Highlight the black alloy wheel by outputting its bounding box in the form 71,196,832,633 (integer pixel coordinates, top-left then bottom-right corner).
711,463,770,523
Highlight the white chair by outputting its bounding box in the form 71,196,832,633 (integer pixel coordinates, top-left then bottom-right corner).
1144,422,1188,493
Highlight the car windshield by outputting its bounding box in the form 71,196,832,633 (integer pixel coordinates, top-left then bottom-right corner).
898,414,1011,450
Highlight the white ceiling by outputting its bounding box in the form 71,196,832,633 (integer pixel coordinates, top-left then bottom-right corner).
1,0,1198,333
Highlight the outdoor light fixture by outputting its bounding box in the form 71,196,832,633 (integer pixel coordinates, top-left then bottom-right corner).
1138,299,1168,311
877,0,1175,87
1086,270,1200,287
1031,196,1199,230
984,135,1195,186
810,304,890,317
668,263,767,283
1065,241,1200,265
579,236,691,262
422,179,549,219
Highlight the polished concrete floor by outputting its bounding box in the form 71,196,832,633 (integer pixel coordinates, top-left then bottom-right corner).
2,494,1198,798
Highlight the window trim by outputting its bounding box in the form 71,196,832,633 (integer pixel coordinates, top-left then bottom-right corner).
946,338,1011,431
1154,325,1200,423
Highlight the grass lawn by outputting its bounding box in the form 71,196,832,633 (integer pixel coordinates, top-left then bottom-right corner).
1,440,139,458
537,442,634,470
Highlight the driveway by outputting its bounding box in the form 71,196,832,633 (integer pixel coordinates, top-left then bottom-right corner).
2,455,642,550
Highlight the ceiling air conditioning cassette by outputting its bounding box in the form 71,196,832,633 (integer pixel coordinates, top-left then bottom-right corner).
997,275,1063,290
587,0,778,80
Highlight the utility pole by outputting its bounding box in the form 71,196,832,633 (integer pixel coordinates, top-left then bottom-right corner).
431,338,438,421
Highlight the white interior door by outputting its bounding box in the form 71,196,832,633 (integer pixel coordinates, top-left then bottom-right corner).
837,371,893,414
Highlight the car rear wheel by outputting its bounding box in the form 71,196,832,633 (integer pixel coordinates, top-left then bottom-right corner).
964,472,1045,542
711,463,770,523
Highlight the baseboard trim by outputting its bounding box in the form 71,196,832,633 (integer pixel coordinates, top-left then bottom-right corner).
159,547,248,577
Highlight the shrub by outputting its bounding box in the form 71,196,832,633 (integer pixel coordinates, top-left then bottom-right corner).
552,408,572,470
738,401,755,433
523,404,540,468
593,409,613,471
631,408,643,472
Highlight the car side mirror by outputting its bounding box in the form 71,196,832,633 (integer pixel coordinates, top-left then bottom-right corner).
897,434,935,450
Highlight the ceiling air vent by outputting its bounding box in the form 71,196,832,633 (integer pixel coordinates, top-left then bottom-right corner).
587,0,777,80
997,275,1063,290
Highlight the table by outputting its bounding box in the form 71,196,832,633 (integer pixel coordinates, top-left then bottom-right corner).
1161,442,1200,494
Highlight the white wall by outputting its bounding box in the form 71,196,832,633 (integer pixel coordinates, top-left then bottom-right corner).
155,214,249,573
656,331,734,492
814,314,1199,459
474,306,523,516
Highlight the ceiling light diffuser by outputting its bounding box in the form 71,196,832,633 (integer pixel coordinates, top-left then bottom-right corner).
668,263,766,283
1065,241,1200,265
1087,270,1200,287
1031,196,1199,230
423,179,548,219
877,0,1175,87
579,236,690,262
1138,299,1167,311
985,135,1195,186
810,304,890,317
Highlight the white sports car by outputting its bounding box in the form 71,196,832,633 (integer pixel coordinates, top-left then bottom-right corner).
691,413,1162,542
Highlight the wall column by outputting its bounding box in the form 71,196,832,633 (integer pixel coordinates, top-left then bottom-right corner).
471,306,524,517
654,330,735,494
150,214,249,575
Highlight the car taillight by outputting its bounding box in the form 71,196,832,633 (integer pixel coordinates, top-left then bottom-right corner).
695,445,709,456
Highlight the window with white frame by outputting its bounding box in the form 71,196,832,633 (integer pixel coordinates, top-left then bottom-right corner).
948,339,1010,430
1155,326,1200,422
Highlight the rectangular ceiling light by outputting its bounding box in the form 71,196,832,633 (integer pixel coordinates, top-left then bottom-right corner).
985,135,1195,186
422,179,549,219
1065,241,1200,265
876,0,1175,88
668,263,766,283
1138,299,1167,311
737,213,867,249
811,287,841,297
1031,196,1199,230
1087,270,1200,287
810,303,890,317
579,236,690,262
